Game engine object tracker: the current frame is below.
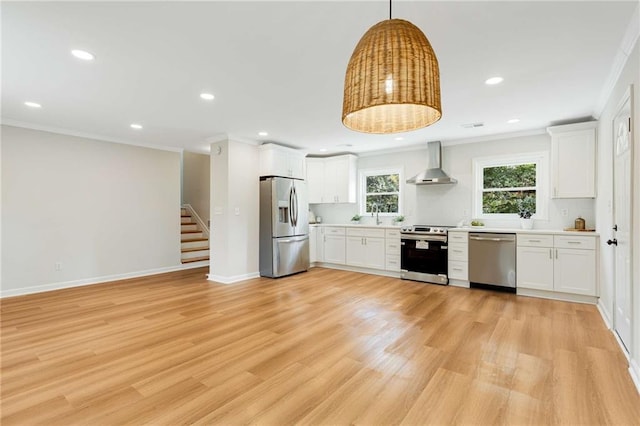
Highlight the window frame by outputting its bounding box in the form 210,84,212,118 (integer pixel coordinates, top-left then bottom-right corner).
359,167,404,216
472,152,549,220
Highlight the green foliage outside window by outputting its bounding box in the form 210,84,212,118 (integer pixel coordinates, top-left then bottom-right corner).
365,173,399,213
483,164,536,188
482,164,537,214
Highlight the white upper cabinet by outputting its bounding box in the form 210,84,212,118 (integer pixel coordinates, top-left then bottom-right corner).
306,158,325,204
547,121,597,198
259,143,306,179
306,154,357,203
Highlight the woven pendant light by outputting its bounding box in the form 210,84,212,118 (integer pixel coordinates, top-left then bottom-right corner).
342,17,442,134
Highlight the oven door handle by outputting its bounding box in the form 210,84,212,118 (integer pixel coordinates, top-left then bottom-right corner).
401,235,447,242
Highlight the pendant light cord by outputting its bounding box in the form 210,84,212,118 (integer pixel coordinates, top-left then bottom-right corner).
389,0,392,19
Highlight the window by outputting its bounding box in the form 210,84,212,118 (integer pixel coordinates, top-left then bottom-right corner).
360,169,402,215
473,153,548,218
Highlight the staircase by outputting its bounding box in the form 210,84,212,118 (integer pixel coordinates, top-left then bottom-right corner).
181,207,209,264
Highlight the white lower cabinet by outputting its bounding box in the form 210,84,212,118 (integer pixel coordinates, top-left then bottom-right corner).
517,234,597,296
554,248,596,295
516,246,554,291
346,228,385,270
385,229,401,272
309,227,318,263
448,260,468,281
314,226,399,273
447,230,469,281
323,227,346,265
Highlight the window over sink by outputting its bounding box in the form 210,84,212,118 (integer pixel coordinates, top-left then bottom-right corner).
472,152,548,219
359,168,403,215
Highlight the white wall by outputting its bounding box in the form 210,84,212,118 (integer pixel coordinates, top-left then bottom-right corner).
595,36,640,384
209,139,260,282
311,133,595,230
183,151,210,224
1,125,181,296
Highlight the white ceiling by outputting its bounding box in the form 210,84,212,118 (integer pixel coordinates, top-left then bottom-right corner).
2,1,637,155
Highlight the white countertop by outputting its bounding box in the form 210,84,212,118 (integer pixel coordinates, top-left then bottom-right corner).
310,223,599,236
450,227,599,236
310,223,402,230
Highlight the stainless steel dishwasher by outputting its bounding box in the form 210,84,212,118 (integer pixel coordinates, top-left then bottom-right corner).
469,232,516,291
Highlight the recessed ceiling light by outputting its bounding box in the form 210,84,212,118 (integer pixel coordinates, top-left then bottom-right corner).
394,137,404,141
507,118,520,124
200,93,215,101
71,49,95,61
258,131,268,137
24,101,42,108
319,148,328,152
130,123,143,129
485,76,504,85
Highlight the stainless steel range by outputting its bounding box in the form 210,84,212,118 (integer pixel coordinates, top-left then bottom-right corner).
400,225,451,285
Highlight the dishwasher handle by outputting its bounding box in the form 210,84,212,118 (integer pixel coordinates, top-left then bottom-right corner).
469,233,516,242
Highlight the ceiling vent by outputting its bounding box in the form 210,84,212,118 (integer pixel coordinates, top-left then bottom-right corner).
461,122,484,129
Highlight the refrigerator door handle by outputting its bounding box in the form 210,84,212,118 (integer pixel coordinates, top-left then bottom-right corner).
288,186,295,226
293,185,298,227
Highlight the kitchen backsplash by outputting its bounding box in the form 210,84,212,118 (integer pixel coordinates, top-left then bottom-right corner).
309,132,596,230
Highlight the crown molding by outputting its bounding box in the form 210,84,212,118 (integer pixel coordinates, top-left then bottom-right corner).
594,3,639,118
1,118,184,153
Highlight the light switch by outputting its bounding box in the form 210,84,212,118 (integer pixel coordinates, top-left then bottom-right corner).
234,207,240,216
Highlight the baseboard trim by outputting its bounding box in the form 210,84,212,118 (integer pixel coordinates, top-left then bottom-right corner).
313,262,401,279
449,279,470,288
516,288,598,304
630,359,640,395
597,300,613,329
207,272,260,284
0,262,209,298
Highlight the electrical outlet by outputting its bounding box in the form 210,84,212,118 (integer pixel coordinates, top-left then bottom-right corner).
561,209,569,217
234,207,240,216
55,262,62,271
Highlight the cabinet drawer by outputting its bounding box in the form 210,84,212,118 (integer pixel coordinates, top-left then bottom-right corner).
385,229,401,239
346,227,385,238
386,239,401,255
324,227,345,236
448,232,468,244
518,234,553,247
448,260,468,280
386,255,401,271
554,235,596,250
448,243,468,262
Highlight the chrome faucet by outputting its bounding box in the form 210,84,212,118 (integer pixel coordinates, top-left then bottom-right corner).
371,203,382,225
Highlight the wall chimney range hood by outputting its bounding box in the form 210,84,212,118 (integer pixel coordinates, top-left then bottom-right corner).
406,141,457,185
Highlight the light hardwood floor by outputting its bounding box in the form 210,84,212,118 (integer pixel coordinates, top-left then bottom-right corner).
1,267,639,425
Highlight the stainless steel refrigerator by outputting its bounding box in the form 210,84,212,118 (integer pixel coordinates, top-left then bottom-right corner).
259,177,309,277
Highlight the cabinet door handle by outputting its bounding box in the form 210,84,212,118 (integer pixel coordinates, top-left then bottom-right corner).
529,239,541,242
549,248,552,259
567,241,581,245
555,249,558,259
452,267,463,271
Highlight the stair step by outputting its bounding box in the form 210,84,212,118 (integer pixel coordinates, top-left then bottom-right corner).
181,214,191,218
182,256,209,263
181,229,202,234
181,237,208,243
181,246,209,253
